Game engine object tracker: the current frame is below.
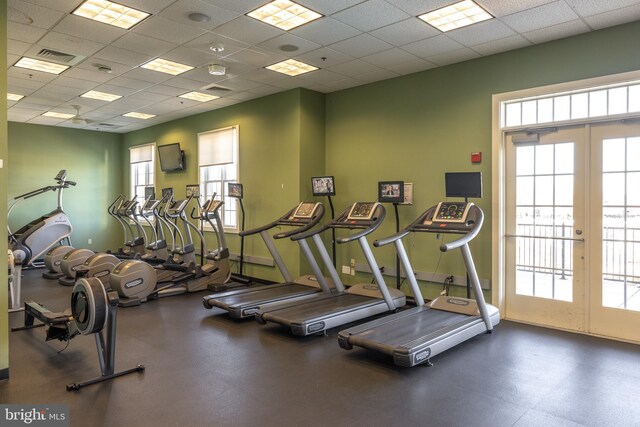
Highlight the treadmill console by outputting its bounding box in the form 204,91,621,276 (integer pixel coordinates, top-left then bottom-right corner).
203,199,224,213
347,202,379,221
290,202,321,220
431,202,472,224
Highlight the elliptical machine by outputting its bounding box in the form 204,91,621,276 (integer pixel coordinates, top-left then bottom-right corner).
108,195,146,258
8,170,75,267
192,199,231,288
42,245,75,279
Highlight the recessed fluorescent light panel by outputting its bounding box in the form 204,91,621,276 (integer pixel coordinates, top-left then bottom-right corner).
7,93,24,101
81,90,122,101
178,92,219,102
43,111,75,119
265,59,318,76
14,57,69,75
418,0,493,32
141,58,194,75
247,0,322,31
123,112,156,119
73,0,150,29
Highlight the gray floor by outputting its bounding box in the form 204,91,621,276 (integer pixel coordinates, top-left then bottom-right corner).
2,269,640,427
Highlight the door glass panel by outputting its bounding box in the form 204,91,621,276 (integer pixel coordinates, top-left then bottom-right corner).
602,137,640,311
515,142,574,302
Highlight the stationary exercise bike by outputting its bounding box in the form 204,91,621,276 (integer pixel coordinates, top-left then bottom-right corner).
11,277,145,391
8,170,75,267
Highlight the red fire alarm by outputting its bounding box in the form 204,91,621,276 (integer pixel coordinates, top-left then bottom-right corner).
471,152,482,163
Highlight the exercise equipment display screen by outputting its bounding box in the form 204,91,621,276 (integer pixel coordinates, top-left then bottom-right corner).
431,202,472,223
311,176,335,196
228,183,243,199
204,200,223,213
347,202,379,221
169,199,189,212
378,181,404,203
293,202,320,219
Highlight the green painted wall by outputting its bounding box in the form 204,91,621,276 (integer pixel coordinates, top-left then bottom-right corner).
122,89,313,282
325,21,640,300
7,123,124,253
1,0,9,375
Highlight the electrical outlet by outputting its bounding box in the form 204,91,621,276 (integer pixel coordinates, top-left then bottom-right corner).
88,238,92,244
350,258,356,276
341,265,351,275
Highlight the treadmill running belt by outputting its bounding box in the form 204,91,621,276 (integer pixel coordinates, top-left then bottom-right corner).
262,293,376,324
211,283,319,307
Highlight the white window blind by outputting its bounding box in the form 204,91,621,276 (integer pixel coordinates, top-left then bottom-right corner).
130,144,154,163
198,127,235,166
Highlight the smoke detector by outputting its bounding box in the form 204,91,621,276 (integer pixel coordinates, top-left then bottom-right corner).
208,64,226,76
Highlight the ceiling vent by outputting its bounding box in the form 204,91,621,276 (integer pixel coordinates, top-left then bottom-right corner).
31,47,86,66
204,85,232,93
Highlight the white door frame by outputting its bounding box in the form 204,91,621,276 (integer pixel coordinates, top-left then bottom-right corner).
491,70,640,317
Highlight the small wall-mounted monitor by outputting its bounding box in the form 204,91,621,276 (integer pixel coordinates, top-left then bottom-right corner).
144,186,155,200
311,176,335,196
158,143,184,172
378,181,404,203
228,183,243,199
161,187,174,200
445,172,483,199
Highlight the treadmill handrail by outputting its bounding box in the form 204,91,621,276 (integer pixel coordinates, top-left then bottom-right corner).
239,206,297,237
336,205,386,244
440,207,484,252
273,204,325,239
373,229,411,247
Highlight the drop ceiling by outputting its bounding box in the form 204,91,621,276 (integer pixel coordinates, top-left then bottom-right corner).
7,0,640,133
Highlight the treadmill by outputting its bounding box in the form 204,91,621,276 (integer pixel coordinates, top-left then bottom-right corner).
337,202,500,367
202,202,335,318
254,202,406,336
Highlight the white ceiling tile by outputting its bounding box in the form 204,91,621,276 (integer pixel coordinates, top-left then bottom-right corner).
472,34,532,56
479,0,557,17
290,17,361,46
297,0,368,15
370,18,439,46
53,76,100,91
77,59,132,76
360,47,420,68
33,84,86,98
357,68,400,83
391,0,452,16
112,33,176,57
323,77,363,91
225,91,261,101
294,47,354,68
124,92,172,103
7,54,21,67
120,68,174,84
583,4,640,30
63,67,116,84
257,33,321,56
200,0,266,14
164,76,206,90
94,46,154,67
225,48,286,68
563,0,640,17
327,59,382,76
5,84,37,97
522,19,591,43
328,33,393,57
17,98,62,108
240,68,290,84
37,32,106,57
8,107,46,121
179,67,229,84
18,0,79,12
7,38,31,55
159,0,240,29
7,21,47,43
446,19,517,47
248,85,283,96
385,59,436,75
27,116,67,125
8,67,59,83
134,15,207,44
146,84,190,97
297,69,349,84
213,77,262,91
116,0,177,14
91,83,137,96
211,16,284,45
401,35,464,59
161,47,216,68
82,111,120,120
52,15,127,45
500,1,580,33
8,1,65,29
333,0,409,32
185,33,250,57
106,98,155,111
132,102,183,114
8,76,48,90
426,47,482,66
107,76,156,90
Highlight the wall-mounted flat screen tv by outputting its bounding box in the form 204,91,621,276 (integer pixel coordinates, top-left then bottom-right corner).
445,172,483,199
158,143,184,172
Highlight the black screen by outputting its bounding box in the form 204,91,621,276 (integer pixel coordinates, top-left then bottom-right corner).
158,143,184,171
445,172,483,198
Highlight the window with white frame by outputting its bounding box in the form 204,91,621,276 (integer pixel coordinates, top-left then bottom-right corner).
198,126,239,231
129,143,155,207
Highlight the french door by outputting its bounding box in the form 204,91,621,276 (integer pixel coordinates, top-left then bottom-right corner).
505,122,640,343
